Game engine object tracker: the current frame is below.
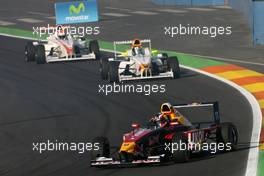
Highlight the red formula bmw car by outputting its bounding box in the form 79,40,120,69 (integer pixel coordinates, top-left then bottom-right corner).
90,102,238,167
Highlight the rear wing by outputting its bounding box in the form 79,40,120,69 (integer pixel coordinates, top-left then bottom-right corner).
173,102,220,124
113,39,152,60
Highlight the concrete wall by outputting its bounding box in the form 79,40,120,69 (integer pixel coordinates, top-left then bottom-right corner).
229,0,254,37
253,1,264,45
152,0,264,45
229,0,264,45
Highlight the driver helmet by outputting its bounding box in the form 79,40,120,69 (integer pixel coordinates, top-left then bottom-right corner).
132,39,142,48
56,25,66,39
160,102,177,121
132,39,143,56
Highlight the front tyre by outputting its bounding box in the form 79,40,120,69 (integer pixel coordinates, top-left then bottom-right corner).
108,61,120,83
25,42,36,62
171,133,190,163
217,122,238,151
100,58,109,80
35,45,46,64
89,40,100,60
91,137,110,160
168,56,180,79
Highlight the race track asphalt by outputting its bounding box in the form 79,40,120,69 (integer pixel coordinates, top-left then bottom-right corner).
0,36,253,176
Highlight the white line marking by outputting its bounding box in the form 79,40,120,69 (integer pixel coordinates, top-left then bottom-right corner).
46,16,56,20
207,57,264,66
101,13,130,17
213,6,232,9
156,9,187,13
130,11,158,15
177,51,264,66
0,33,43,41
185,7,216,12
100,47,262,176
27,11,50,16
0,33,262,176
0,20,15,26
104,7,131,11
180,66,261,176
17,18,44,23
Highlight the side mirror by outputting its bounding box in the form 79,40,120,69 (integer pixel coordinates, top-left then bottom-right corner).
131,123,140,129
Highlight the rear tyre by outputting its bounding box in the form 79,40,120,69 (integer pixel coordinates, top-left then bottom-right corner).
91,137,110,160
108,61,120,83
171,133,190,163
217,122,238,151
100,58,109,80
161,53,169,65
74,45,81,57
89,40,100,60
25,42,36,62
151,62,159,75
35,45,46,64
168,56,180,79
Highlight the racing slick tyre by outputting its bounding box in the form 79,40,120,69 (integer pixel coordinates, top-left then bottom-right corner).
217,122,238,151
74,45,81,57
100,58,109,80
171,133,190,163
89,40,100,60
108,61,120,83
35,45,46,64
91,137,110,160
168,56,180,79
25,42,35,62
151,62,159,75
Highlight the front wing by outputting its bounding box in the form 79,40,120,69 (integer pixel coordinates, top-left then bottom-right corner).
119,71,174,82
46,53,96,63
91,156,161,167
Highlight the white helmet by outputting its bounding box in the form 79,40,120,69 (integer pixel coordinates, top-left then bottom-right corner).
56,25,66,39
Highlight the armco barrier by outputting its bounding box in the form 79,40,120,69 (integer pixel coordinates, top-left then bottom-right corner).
152,0,224,6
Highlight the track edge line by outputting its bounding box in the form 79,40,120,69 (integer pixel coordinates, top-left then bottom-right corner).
180,65,262,176
0,33,261,176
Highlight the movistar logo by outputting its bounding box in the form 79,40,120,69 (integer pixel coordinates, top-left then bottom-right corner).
69,2,85,15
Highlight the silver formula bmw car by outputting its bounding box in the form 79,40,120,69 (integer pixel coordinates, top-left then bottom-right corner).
100,39,180,82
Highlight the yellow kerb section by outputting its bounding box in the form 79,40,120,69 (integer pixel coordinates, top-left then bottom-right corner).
260,143,264,150
258,99,264,109
216,70,263,80
242,83,264,93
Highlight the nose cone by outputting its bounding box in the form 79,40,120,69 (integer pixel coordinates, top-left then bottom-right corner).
119,142,136,153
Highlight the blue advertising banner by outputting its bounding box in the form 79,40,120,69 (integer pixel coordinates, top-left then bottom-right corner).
55,0,98,25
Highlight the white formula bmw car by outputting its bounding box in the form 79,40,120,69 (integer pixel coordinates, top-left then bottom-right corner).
25,27,100,64
100,39,180,82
